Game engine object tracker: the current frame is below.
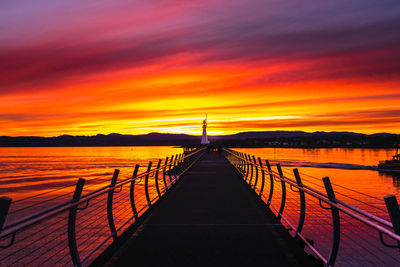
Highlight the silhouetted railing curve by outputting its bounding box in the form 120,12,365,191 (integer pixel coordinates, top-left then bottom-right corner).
224,148,400,266
0,148,205,266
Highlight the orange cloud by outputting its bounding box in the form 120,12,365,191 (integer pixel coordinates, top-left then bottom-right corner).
1,1,400,136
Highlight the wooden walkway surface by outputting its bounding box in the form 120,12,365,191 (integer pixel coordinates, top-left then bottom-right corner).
102,151,318,267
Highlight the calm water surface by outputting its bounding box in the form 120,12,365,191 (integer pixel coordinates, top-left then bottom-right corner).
0,146,183,266
1,147,399,266
237,148,400,205
237,148,400,266
0,146,182,220
1,146,398,220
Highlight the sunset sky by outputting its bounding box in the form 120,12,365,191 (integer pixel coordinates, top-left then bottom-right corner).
1,0,400,136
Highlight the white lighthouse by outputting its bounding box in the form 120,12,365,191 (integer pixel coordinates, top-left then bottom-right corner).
200,114,210,145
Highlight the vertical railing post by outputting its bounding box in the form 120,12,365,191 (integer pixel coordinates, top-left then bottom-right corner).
154,159,162,198
163,157,169,190
107,169,120,242
245,154,250,181
241,153,245,174
323,177,340,267
248,155,254,185
257,158,265,197
384,195,400,248
173,154,179,181
243,153,247,178
276,164,286,222
293,168,306,236
237,152,241,172
170,155,176,183
252,155,258,191
0,197,11,233
265,160,274,208
68,178,85,267
238,152,242,172
144,161,153,207
235,152,239,168
168,155,175,184
130,165,140,220
174,154,180,176
177,153,183,176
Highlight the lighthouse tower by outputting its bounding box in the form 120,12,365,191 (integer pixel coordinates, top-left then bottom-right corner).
200,114,210,145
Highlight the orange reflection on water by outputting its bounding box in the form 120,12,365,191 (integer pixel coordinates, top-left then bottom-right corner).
237,148,400,209
235,148,400,265
0,146,182,222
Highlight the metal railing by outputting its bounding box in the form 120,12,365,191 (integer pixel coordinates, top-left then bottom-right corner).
224,148,400,266
0,148,205,266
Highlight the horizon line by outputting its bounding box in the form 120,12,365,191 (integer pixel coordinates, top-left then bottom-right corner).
1,130,399,139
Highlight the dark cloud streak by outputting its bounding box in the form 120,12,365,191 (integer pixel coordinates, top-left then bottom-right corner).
1,1,400,94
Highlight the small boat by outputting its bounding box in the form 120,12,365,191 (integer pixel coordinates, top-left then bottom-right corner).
378,145,400,170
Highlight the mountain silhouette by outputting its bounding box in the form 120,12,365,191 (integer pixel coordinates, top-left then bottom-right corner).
0,131,398,148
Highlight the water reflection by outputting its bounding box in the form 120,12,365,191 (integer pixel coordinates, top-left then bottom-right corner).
378,171,400,188
237,147,399,195
0,146,183,222
392,175,400,187
236,148,400,266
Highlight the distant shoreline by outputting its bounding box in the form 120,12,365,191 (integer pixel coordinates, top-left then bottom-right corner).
0,131,398,148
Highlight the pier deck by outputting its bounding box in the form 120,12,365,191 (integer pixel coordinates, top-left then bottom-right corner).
102,151,317,267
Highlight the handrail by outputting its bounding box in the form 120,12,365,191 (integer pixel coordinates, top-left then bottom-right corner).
223,147,400,266
2,146,397,266
1,171,145,233
1,148,206,234
224,148,398,233
224,148,394,229
0,147,205,266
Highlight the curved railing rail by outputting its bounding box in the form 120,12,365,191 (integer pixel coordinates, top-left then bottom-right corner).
0,147,205,266
224,148,400,266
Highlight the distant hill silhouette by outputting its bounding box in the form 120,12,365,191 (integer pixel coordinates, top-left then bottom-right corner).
0,132,198,147
0,131,398,148
212,131,363,140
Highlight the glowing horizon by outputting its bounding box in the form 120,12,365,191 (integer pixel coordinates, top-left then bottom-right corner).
1,1,400,137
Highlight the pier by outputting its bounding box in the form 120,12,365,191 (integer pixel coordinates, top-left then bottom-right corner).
100,151,316,266
0,148,400,266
